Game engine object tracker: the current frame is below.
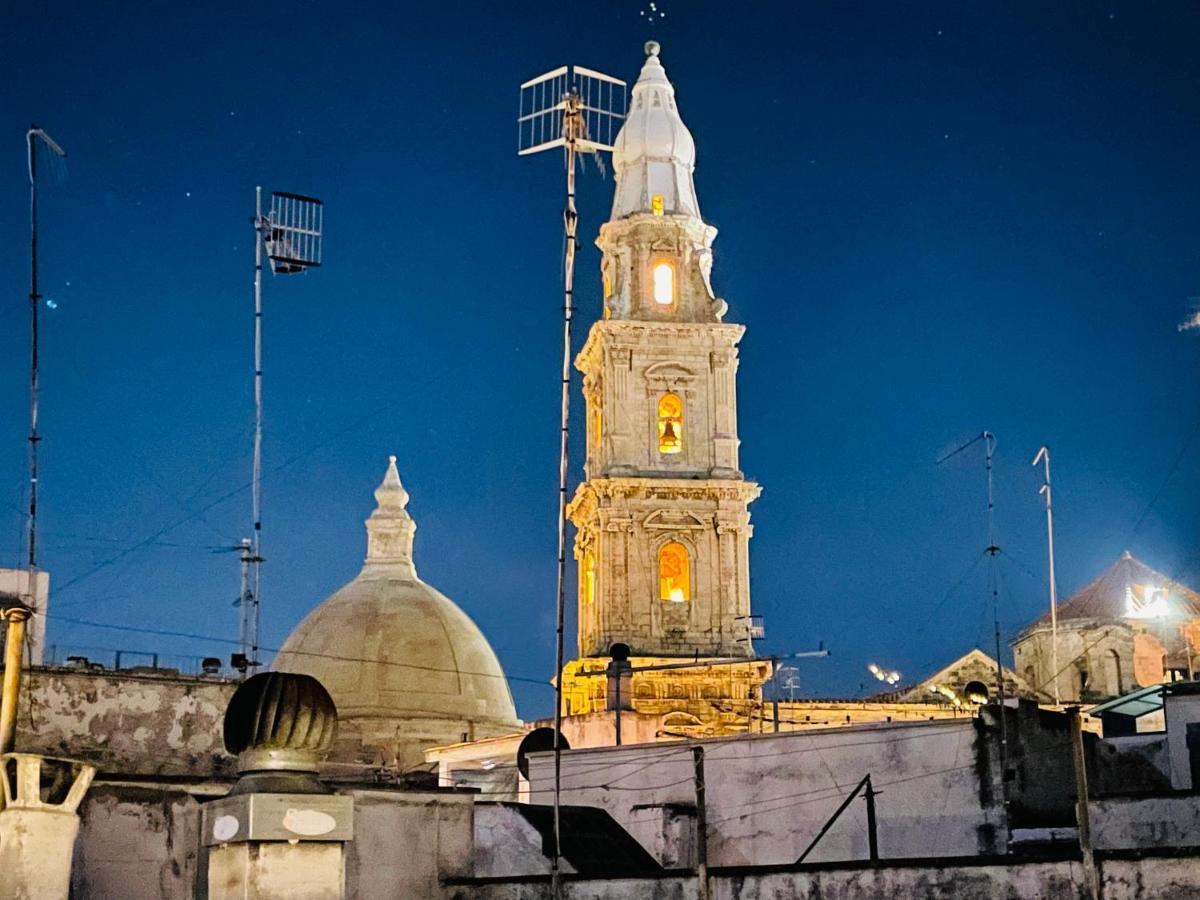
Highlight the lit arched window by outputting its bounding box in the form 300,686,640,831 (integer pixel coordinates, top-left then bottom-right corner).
582,550,596,605
659,541,690,602
652,261,674,305
657,392,683,454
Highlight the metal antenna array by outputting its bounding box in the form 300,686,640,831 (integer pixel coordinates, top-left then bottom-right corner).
937,430,1009,789
1032,446,1061,705
23,127,66,606
236,188,323,677
518,62,626,898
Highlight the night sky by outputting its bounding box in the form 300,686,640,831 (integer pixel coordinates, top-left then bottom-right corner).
3,2,1199,717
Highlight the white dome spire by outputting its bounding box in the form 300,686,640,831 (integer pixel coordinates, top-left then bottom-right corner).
364,455,416,571
610,42,700,221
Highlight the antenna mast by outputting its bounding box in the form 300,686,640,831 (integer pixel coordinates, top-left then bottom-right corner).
1033,446,1061,705
24,128,64,599
240,188,323,675
518,60,626,898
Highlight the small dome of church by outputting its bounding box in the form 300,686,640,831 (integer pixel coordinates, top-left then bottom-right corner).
610,42,701,220
273,457,520,770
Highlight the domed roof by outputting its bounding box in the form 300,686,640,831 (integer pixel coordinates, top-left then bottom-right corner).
610,42,701,220
273,457,519,767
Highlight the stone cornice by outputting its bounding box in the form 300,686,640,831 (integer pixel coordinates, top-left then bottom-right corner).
576,319,745,373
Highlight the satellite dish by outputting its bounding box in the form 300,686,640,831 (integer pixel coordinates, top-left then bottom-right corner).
516,727,570,779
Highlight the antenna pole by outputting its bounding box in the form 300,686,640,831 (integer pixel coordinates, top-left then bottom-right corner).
550,84,583,900
983,431,1009,807
248,186,264,670
26,128,42,604
1033,446,1061,705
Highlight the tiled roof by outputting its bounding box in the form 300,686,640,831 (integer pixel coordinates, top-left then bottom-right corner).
1025,552,1200,632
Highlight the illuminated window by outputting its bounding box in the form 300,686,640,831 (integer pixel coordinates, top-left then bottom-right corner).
652,261,674,305
657,392,683,454
651,194,664,216
659,541,690,602
583,550,596,605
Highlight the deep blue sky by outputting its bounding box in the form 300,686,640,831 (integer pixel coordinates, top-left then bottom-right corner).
3,2,1199,717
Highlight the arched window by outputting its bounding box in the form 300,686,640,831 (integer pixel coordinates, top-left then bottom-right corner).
652,260,675,305
582,550,596,605
659,541,690,602
657,392,683,454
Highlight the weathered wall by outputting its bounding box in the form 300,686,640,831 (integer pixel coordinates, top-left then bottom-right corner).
12,667,236,777
1091,795,1200,850
72,781,220,899
448,853,1200,900
526,719,1002,868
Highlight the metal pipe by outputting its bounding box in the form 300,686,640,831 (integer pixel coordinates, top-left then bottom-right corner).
550,85,583,900
692,745,709,900
248,186,264,673
0,607,32,755
1034,447,1061,704
1069,707,1099,899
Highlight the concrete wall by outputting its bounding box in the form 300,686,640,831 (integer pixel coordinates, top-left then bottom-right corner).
72,781,222,899
1091,795,1200,850
526,719,1003,867
1164,689,1200,789
448,853,1200,900
12,667,236,777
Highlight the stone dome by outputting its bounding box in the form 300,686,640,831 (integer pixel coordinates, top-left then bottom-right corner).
610,42,700,220
273,457,520,770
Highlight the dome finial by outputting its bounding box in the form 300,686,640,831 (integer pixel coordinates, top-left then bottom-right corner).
375,455,409,511
645,40,660,58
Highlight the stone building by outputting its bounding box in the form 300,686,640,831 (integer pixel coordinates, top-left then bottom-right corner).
1013,551,1200,704
561,43,770,725
273,456,520,770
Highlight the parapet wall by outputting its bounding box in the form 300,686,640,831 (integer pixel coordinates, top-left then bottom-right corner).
10,666,237,777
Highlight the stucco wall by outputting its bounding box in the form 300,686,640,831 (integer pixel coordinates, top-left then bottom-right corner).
1092,795,1200,850
12,667,237,776
526,719,1002,867
449,853,1200,900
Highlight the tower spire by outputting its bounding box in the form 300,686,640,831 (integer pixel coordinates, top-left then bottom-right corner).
610,42,700,221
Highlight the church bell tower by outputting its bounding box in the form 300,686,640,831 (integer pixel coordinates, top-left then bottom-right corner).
566,43,761,685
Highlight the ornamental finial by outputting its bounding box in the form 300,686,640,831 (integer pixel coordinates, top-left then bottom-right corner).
645,40,660,58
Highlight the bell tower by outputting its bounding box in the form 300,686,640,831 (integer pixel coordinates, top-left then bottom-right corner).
566,43,761,688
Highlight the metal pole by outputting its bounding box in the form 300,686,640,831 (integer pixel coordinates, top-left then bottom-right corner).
984,432,1009,799
1069,707,1099,900
26,128,41,608
864,775,879,863
614,667,622,746
692,745,710,900
250,186,264,670
771,658,780,733
550,86,582,900
0,607,31,757
1034,447,1061,704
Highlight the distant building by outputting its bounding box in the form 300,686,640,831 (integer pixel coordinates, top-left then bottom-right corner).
1013,552,1200,704
897,648,1044,707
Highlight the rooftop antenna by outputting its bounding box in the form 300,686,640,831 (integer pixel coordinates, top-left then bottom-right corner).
1032,446,1061,705
3,128,66,758
518,55,626,898
242,188,323,675
937,430,1009,792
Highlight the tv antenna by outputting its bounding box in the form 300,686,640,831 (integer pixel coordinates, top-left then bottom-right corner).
23,128,66,606
518,58,626,898
1032,446,1061,705
241,188,323,675
937,430,1009,792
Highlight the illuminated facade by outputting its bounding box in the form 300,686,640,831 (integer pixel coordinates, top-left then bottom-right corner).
562,44,768,724
1013,552,1200,704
